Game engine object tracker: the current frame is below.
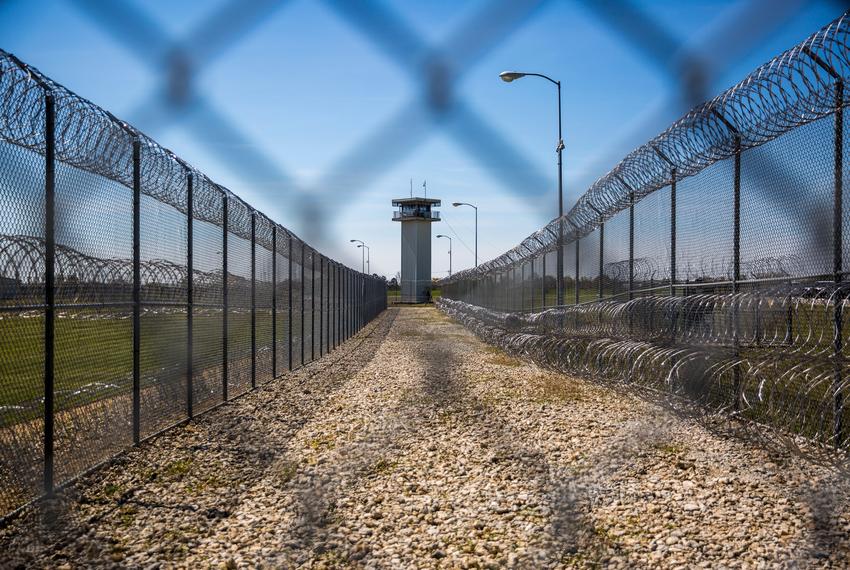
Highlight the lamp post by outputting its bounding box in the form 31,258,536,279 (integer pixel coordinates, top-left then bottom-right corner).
500,70,564,306
349,239,366,273
451,202,477,267
436,234,452,276
357,244,370,275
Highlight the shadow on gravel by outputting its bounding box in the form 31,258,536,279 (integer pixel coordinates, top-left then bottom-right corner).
626,382,850,565
0,310,397,568
403,310,597,565
268,309,406,562
440,305,850,567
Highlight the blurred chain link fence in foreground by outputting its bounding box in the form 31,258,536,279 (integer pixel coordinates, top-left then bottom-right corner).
440,12,850,454
0,51,386,520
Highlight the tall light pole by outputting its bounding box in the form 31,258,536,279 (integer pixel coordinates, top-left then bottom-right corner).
500,70,564,306
436,234,452,276
349,239,365,273
452,202,477,267
357,244,370,274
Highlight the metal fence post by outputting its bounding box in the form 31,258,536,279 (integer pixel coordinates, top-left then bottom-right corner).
320,256,324,357
491,273,495,310
733,134,742,409
131,136,141,444
671,170,677,297
668,171,679,343
336,262,340,348
344,268,349,339
342,267,351,342
43,85,56,496
288,235,293,371
575,238,580,305
835,79,845,444
625,193,632,301
557,224,564,306
497,270,504,312
530,258,535,310
804,47,845,443
652,148,678,346
599,223,604,300
251,212,256,388
301,245,305,366
629,191,634,335
651,147,677,298
711,109,742,409
272,226,277,378
541,255,546,308
222,193,229,401
355,272,358,330
519,265,524,311
312,250,316,361
335,263,339,348
346,266,349,339
331,262,339,350
187,172,194,418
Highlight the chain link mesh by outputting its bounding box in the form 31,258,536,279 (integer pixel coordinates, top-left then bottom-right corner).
440,11,850,455
0,49,386,518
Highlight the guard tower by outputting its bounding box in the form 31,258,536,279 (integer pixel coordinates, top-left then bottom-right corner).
392,196,441,303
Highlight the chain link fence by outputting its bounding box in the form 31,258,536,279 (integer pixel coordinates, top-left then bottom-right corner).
0,51,387,520
440,12,850,453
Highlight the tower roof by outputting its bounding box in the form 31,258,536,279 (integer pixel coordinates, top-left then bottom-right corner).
392,197,441,207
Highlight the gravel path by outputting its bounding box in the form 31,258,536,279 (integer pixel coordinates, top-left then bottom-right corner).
2,306,850,568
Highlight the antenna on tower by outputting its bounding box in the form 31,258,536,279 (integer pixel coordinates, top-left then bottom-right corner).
423,179,427,198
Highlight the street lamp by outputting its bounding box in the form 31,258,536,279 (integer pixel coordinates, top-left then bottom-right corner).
500,70,564,305
452,202,477,267
357,244,370,275
436,234,452,277
349,239,366,273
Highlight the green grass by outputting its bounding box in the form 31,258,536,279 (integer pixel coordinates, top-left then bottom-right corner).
387,287,441,303
0,310,255,417
470,289,603,311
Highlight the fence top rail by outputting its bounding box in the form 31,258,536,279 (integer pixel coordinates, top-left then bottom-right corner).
441,9,850,285
0,49,380,280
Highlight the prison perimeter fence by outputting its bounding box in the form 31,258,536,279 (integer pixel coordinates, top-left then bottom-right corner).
0,51,386,520
440,11,850,453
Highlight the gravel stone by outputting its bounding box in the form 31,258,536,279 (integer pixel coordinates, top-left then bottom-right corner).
1,307,850,568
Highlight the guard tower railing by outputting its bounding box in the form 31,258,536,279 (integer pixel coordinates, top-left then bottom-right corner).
393,210,441,221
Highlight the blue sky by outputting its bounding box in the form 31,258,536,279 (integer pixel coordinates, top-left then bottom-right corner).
0,0,843,278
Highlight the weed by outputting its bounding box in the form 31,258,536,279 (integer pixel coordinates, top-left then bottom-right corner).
102,483,123,497
488,353,522,367
163,458,193,479
307,434,336,451
372,458,398,475
535,376,586,403
654,442,687,455
275,459,299,484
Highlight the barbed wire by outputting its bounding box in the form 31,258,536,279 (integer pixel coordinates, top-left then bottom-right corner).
441,10,850,285
0,49,365,268
439,291,850,452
